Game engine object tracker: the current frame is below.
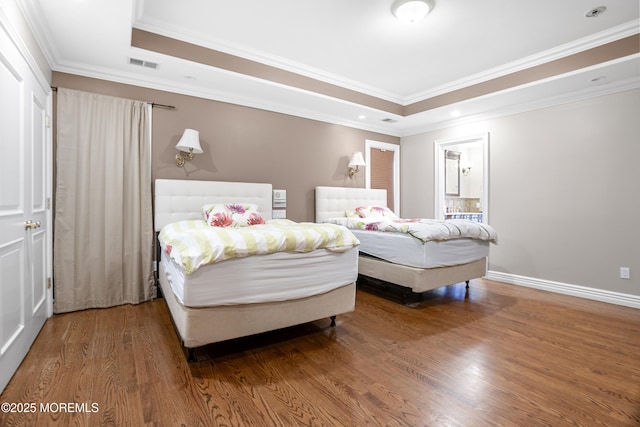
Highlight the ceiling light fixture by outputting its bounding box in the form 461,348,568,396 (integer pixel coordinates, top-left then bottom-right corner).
392,0,433,23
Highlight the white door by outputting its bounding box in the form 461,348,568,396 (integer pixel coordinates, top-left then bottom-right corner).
0,19,51,393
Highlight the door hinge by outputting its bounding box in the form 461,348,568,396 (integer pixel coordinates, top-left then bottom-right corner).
46,197,51,209
47,278,52,289
46,115,51,128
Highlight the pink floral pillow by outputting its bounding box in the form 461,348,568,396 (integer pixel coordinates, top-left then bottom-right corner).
202,203,265,227
355,205,398,219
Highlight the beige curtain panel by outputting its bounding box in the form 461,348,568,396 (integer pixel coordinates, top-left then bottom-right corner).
54,88,154,313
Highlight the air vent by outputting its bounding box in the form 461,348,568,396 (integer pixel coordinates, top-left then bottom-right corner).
129,58,159,69
381,118,398,123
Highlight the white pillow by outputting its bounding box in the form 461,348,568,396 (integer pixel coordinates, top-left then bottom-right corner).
355,205,398,219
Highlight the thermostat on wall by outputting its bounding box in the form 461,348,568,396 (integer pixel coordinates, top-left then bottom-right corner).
273,189,286,208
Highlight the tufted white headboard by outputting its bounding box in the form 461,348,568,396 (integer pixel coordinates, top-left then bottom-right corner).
315,186,387,223
154,179,273,231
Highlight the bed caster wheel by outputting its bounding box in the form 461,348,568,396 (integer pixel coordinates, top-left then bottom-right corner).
330,316,336,327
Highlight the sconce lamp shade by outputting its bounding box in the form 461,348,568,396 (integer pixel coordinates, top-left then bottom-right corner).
348,151,366,178
348,152,366,168
175,129,203,154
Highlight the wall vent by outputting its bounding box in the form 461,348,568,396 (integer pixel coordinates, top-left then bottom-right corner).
129,58,159,69
381,118,398,123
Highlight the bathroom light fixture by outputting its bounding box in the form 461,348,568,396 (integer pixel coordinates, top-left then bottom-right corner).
348,152,366,178
391,0,433,23
461,161,473,176
175,129,203,167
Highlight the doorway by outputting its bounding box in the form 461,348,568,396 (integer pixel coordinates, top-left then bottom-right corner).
365,140,400,216
434,133,489,222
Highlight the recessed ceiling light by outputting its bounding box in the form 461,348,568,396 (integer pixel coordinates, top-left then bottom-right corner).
391,0,433,23
585,6,606,18
358,114,367,120
591,76,608,85
450,110,461,117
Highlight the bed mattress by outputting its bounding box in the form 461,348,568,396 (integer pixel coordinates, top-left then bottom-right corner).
161,246,358,307
351,229,489,269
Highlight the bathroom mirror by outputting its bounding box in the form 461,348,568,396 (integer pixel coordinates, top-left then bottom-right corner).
445,150,460,196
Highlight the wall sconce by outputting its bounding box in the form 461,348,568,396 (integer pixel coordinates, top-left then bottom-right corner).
461,161,473,176
175,129,203,167
348,151,366,179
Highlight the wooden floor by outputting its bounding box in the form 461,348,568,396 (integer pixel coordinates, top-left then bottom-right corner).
1,279,639,427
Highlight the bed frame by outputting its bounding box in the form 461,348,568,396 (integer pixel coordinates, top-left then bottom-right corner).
315,186,487,302
155,179,356,360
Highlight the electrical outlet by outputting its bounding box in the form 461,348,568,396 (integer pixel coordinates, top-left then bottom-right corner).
619,267,630,280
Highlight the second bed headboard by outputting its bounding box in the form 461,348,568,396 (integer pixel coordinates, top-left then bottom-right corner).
154,179,273,231
315,186,387,223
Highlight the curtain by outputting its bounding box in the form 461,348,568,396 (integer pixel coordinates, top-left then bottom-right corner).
53,88,154,313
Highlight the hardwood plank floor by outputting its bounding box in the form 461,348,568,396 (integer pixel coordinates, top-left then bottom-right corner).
1,279,638,426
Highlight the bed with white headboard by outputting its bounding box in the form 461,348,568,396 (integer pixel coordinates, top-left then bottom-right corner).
155,179,357,360
315,186,490,303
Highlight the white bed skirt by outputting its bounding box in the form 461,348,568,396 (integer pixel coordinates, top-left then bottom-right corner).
351,229,489,268
161,247,359,307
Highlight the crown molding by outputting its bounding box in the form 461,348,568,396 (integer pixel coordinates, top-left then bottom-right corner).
0,1,52,93
132,17,405,105
404,20,640,105
15,0,61,72
400,69,640,137
51,61,403,137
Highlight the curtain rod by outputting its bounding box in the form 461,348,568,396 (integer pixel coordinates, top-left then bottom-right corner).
50,86,176,110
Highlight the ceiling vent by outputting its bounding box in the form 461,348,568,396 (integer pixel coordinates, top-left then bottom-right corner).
381,118,398,123
129,57,159,69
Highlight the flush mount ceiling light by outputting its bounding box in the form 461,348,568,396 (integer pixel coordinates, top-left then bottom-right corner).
392,0,433,23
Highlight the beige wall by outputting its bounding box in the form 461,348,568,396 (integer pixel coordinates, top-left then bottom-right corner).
401,89,640,296
51,73,399,222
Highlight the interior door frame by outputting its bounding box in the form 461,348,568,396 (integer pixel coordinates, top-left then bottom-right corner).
434,133,489,222
365,139,400,217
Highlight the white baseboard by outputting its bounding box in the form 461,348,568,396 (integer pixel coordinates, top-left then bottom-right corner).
485,271,640,309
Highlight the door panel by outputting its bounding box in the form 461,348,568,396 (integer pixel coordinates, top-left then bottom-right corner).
32,230,47,314
0,243,25,352
0,20,50,393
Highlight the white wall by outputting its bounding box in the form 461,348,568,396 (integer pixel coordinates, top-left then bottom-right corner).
401,89,640,303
